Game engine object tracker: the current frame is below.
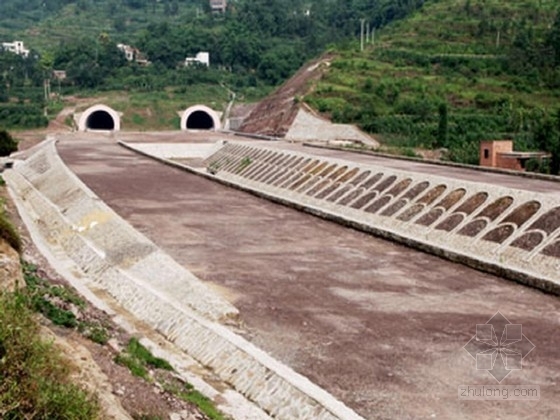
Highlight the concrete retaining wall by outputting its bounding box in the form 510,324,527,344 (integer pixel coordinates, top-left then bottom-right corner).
285,109,378,147
8,140,235,322
304,142,560,184
196,142,560,294
5,140,365,420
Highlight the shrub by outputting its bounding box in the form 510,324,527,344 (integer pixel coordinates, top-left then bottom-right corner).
23,262,86,328
0,291,99,418
0,129,17,157
0,105,48,129
115,337,173,379
126,337,173,371
0,211,21,253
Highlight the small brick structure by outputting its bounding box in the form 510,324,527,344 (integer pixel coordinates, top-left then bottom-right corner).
480,140,549,171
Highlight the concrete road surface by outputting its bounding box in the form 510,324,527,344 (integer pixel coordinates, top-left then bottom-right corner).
57,134,560,419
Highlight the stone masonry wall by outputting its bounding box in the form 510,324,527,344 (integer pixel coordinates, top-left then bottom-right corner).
4,140,365,420
201,142,560,294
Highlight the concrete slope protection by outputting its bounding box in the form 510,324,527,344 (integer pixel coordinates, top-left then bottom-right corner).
236,55,376,145
285,108,378,146
4,139,366,420
200,142,560,294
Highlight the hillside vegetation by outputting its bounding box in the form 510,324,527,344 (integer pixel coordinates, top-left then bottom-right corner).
0,0,424,131
305,0,560,171
1,0,559,172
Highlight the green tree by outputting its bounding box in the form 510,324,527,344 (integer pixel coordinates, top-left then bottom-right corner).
436,102,448,148
170,0,179,15
53,35,127,88
257,44,302,85
0,129,18,156
546,10,560,66
533,111,560,175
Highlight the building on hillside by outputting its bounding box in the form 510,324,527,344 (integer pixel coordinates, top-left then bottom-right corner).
479,140,550,171
210,0,227,13
1,41,30,57
185,52,210,67
117,43,150,65
52,70,67,81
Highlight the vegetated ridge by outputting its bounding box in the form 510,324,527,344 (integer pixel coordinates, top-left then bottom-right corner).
1,0,559,173
0,0,423,131
304,0,560,172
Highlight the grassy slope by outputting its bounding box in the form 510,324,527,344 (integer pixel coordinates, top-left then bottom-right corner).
305,0,560,162
7,0,559,140
80,86,230,131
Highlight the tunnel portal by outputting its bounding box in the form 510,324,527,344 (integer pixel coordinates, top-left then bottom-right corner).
187,110,214,129
180,105,221,131
86,111,115,130
78,105,121,132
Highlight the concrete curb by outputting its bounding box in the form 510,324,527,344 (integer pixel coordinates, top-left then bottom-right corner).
5,139,366,420
303,142,560,183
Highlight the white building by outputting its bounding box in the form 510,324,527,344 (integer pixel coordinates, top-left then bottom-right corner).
185,52,210,67
117,43,136,61
1,41,30,58
52,70,67,80
210,0,227,13
117,43,149,65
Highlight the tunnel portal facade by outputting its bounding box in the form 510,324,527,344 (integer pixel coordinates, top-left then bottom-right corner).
78,105,121,132
181,105,221,131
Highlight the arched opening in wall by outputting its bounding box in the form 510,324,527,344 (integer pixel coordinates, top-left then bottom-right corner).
187,111,214,129
86,111,115,130
78,105,121,132
181,105,221,131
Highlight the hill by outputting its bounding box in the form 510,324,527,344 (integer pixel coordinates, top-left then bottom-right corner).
2,0,560,174
303,0,560,170
0,0,425,132
0,0,423,79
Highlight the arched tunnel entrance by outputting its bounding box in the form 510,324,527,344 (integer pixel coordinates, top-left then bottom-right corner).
78,105,121,132
86,111,115,130
180,105,221,131
187,110,214,129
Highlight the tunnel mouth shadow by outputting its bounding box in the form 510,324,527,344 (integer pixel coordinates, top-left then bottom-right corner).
86,111,115,130
187,110,214,129
78,105,121,132
180,105,221,131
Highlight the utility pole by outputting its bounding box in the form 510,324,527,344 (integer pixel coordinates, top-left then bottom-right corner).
360,19,365,51
43,78,49,117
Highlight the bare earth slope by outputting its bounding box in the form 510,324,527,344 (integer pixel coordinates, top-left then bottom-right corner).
238,56,332,137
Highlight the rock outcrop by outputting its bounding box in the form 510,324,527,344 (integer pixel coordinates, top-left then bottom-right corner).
0,238,24,291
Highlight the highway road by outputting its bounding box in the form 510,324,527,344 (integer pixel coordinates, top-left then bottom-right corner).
58,134,560,419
